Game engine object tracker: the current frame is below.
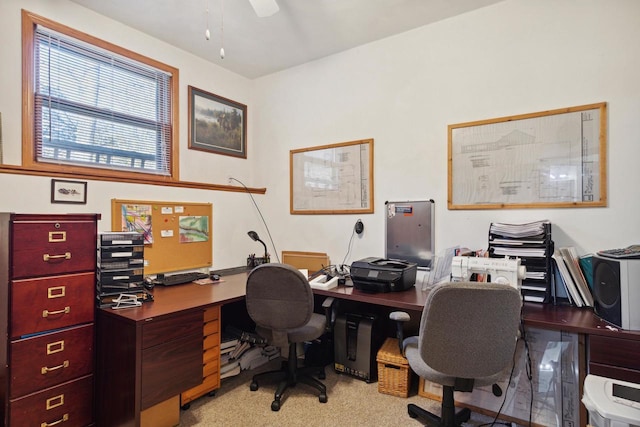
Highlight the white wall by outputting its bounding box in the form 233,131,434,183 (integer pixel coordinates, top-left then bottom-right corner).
0,0,265,269
1,0,639,272
252,0,640,265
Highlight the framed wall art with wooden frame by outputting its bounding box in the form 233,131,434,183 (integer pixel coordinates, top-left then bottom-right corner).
448,102,607,210
188,86,247,158
290,139,374,214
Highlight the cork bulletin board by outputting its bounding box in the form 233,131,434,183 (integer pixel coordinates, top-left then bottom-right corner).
111,199,213,275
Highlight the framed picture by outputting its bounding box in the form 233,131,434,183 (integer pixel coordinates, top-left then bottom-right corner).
51,179,87,204
188,86,247,158
290,139,374,214
448,102,607,210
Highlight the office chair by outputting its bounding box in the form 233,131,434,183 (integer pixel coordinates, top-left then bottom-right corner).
245,263,328,411
394,281,521,426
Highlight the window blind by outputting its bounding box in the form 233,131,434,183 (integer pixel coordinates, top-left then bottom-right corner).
34,25,173,175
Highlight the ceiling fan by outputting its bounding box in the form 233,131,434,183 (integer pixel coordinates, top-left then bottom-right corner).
248,0,279,17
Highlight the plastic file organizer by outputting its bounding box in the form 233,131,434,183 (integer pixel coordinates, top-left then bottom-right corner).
97,231,150,308
488,220,554,303
376,338,411,397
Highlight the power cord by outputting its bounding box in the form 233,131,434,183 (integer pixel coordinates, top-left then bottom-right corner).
339,220,361,274
229,177,280,263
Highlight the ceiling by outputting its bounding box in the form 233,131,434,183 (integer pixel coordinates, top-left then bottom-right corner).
69,0,505,79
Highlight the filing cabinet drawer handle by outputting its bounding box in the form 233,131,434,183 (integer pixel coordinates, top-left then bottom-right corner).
41,413,68,427
45,393,64,410
42,307,70,317
41,360,69,374
48,230,67,242
43,252,71,262
47,286,66,299
46,340,65,355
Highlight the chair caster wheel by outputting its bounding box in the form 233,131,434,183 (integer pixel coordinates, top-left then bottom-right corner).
250,381,259,391
319,393,328,403
271,400,281,411
207,390,216,397
181,403,191,410
318,371,326,380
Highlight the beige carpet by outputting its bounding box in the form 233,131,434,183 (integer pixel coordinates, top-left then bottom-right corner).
177,359,516,427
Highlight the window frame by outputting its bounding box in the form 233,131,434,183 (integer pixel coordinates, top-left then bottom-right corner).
21,10,180,183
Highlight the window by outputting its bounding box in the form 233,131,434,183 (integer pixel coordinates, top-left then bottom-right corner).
22,11,179,181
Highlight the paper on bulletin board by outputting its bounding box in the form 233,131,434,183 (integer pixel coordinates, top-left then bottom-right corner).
419,327,580,427
121,204,153,244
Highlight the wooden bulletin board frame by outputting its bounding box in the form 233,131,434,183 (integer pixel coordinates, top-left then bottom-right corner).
448,102,607,210
290,138,374,214
111,199,213,275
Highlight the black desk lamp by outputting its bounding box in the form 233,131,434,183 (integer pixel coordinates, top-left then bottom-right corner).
248,230,268,261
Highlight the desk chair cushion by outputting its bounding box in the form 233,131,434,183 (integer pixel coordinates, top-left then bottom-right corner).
404,282,521,387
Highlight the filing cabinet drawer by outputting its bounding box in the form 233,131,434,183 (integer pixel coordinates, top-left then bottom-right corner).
10,324,94,398
11,272,95,338
142,310,203,349
11,218,97,279
9,374,93,427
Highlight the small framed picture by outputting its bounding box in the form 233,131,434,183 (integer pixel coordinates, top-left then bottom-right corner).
51,179,87,204
188,86,247,158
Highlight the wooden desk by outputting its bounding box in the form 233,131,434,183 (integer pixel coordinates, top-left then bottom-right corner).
95,273,247,427
96,273,640,427
313,283,426,312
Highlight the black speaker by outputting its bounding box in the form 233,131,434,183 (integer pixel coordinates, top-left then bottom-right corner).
592,255,640,330
592,255,622,327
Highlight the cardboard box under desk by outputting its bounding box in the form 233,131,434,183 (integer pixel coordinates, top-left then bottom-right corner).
376,337,411,398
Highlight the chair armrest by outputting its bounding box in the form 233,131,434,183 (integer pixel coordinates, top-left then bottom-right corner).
389,311,411,354
321,297,336,332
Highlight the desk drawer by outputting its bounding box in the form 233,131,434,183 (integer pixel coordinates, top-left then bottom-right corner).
141,332,202,409
589,335,640,383
9,374,93,427
589,335,640,371
11,218,96,279
142,310,203,349
11,272,95,338
10,324,93,398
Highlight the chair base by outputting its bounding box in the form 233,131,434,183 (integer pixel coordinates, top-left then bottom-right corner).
407,385,471,427
249,344,328,411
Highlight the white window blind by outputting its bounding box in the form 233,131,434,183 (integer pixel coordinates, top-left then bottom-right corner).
34,25,173,175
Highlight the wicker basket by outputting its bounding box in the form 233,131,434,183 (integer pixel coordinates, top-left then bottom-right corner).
376,337,411,397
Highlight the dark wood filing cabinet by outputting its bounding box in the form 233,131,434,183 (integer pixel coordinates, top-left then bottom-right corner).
0,213,99,427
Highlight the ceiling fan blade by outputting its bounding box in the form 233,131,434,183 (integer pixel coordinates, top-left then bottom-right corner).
248,0,279,17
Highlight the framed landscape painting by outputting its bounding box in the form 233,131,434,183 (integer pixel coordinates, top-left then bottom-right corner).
188,86,247,158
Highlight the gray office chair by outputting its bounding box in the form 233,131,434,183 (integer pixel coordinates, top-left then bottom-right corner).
396,281,521,426
245,263,328,411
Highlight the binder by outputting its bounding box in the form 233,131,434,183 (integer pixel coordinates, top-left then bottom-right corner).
488,220,553,303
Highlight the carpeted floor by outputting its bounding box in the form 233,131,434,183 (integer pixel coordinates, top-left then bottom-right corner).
177,359,516,427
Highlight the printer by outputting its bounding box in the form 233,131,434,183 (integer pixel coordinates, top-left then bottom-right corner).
350,257,417,293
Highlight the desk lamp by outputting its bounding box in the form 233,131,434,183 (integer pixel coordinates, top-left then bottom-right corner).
248,231,268,261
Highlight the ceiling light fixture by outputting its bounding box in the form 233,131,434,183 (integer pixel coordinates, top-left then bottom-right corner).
205,1,211,40
219,0,225,59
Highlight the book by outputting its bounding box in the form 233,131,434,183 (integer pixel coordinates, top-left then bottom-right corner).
552,253,583,307
579,254,594,290
550,257,571,305
559,247,594,307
